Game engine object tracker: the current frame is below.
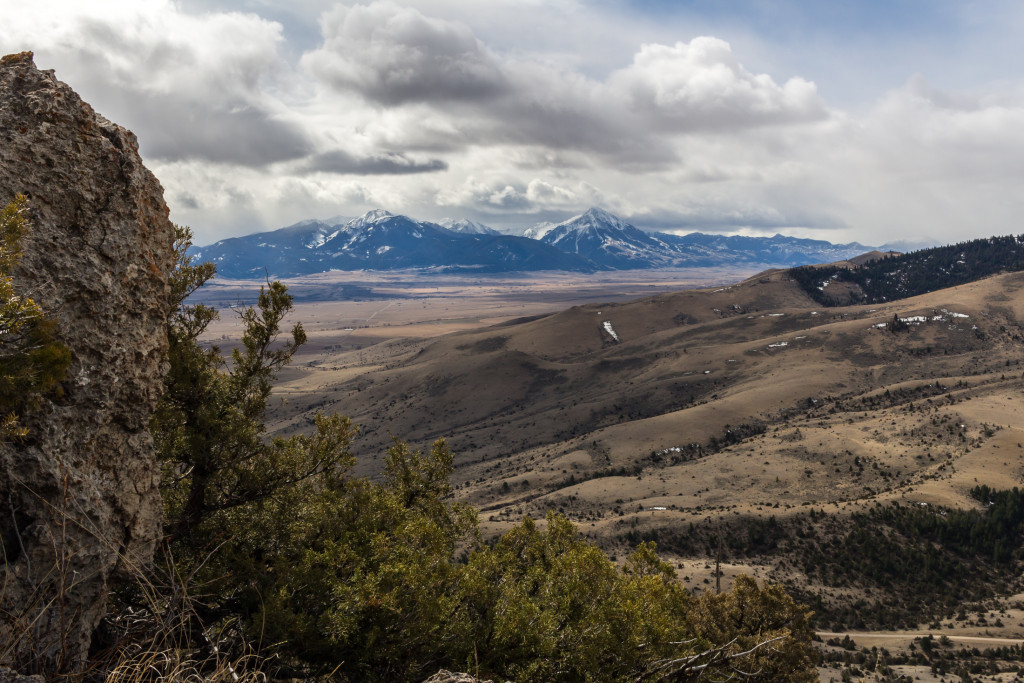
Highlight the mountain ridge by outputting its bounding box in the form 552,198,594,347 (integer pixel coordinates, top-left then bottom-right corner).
193,210,598,277
194,207,876,278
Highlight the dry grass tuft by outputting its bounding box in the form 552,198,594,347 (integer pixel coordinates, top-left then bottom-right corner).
2,469,270,681
93,546,270,683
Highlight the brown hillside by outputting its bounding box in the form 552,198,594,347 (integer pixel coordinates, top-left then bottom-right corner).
264,267,1024,630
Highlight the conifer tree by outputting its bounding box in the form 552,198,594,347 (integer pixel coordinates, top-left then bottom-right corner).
154,226,355,544
0,195,70,439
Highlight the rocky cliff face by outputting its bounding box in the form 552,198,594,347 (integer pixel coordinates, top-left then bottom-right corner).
0,52,174,668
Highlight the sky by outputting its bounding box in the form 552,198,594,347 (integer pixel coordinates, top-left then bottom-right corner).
4,1,1024,247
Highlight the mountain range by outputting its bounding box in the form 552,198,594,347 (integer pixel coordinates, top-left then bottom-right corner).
192,207,875,278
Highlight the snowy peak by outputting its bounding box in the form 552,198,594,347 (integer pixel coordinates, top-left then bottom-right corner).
572,207,633,232
521,207,630,241
438,218,500,235
304,224,342,249
544,207,651,244
285,218,333,230
523,222,556,240
362,208,393,221
539,207,669,268
345,208,395,230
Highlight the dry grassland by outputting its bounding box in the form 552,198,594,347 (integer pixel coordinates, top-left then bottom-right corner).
202,265,1024,680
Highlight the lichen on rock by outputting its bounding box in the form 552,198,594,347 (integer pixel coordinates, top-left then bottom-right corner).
0,51,174,670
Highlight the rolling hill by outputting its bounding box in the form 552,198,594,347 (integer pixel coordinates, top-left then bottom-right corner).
263,261,1024,631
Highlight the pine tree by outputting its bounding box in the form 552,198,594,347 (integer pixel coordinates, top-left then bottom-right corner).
155,226,355,543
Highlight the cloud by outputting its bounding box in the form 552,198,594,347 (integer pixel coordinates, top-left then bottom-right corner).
436,176,605,214
120,94,311,165
151,161,386,242
778,76,1024,244
302,2,507,104
299,149,448,174
1,0,312,165
626,201,840,234
301,3,828,170
609,37,826,131
865,77,1024,180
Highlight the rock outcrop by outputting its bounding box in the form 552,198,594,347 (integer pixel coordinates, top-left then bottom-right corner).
0,52,174,669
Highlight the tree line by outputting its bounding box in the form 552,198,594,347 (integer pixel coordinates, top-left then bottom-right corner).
790,235,1024,305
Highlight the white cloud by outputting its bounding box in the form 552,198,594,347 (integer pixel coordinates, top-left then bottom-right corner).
609,37,826,130
435,175,602,215
796,77,1024,244
300,3,829,168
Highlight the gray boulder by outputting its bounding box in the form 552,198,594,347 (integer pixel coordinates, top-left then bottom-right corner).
0,52,174,669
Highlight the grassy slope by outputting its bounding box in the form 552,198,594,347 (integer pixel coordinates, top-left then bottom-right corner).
266,266,1024,631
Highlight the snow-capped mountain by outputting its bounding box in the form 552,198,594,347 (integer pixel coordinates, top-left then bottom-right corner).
343,208,394,232
192,210,595,278
529,207,871,269
192,207,875,278
522,222,556,240
437,218,501,235
539,208,680,268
